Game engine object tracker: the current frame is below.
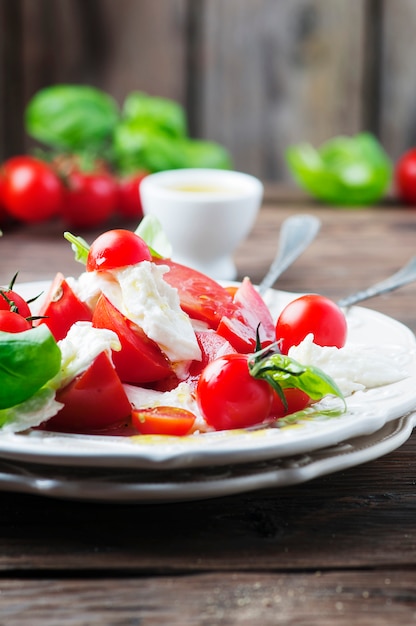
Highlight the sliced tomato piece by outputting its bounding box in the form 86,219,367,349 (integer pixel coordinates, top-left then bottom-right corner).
92,293,172,384
36,272,92,341
187,330,237,389
153,258,236,329
152,330,237,392
45,352,132,433
131,406,196,436
217,277,275,352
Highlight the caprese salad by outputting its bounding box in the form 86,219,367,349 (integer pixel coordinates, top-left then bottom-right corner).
0,218,403,438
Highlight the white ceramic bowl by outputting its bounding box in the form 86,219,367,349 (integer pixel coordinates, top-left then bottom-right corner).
140,168,263,280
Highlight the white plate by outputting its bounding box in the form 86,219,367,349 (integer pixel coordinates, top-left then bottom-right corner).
0,413,414,503
1,281,415,470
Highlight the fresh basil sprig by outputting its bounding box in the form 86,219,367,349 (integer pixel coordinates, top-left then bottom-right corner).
248,342,346,413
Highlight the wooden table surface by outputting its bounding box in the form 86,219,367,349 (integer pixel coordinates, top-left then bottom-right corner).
1,188,416,624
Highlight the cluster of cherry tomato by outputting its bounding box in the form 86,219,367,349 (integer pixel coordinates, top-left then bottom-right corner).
1,227,347,436
0,155,148,229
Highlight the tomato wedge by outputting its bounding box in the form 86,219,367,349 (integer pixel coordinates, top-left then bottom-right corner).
131,406,196,436
153,258,236,329
92,293,173,384
45,351,132,433
36,272,92,341
187,330,237,388
217,277,275,352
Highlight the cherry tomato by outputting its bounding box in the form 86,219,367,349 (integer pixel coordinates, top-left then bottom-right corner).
36,272,92,341
0,310,31,333
395,148,416,204
117,172,147,219
269,388,310,419
2,156,63,223
275,294,347,354
92,293,173,384
217,277,275,352
153,258,237,329
0,287,32,318
45,352,132,433
60,168,118,229
197,353,273,431
0,171,9,225
132,406,196,436
87,229,152,272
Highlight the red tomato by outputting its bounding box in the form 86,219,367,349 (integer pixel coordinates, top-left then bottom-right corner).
0,171,9,225
92,293,173,384
269,388,311,419
131,406,196,436
2,156,63,223
152,330,238,392
117,172,147,219
0,310,31,333
275,294,347,354
395,148,416,204
60,168,118,229
187,330,237,388
217,277,275,352
86,229,152,272
36,272,92,341
153,258,237,329
45,352,132,434
0,287,32,318
197,353,273,431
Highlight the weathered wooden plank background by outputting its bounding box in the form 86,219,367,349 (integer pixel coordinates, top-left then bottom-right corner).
1,0,415,181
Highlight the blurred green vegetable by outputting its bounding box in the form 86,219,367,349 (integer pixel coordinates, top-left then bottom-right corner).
24,85,232,174
286,133,392,206
122,91,187,138
25,84,119,153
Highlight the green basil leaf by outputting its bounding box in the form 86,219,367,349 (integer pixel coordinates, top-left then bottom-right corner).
113,124,188,173
63,231,90,265
122,91,187,138
0,326,61,410
249,352,346,409
0,387,60,432
286,132,392,206
25,84,119,151
135,215,172,259
181,139,233,170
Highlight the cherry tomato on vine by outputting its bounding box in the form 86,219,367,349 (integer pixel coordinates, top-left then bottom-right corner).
60,168,118,229
197,353,273,431
395,148,416,204
2,156,63,223
0,286,32,318
117,172,148,220
86,229,152,271
132,406,196,436
269,388,310,419
0,310,31,333
275,294,347,354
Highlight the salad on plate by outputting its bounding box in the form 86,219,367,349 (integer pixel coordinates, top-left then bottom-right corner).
0,218,408,439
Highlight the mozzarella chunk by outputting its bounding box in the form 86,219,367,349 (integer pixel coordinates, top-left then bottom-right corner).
111,262,201,363
289,333,408,396
52,321,121,390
